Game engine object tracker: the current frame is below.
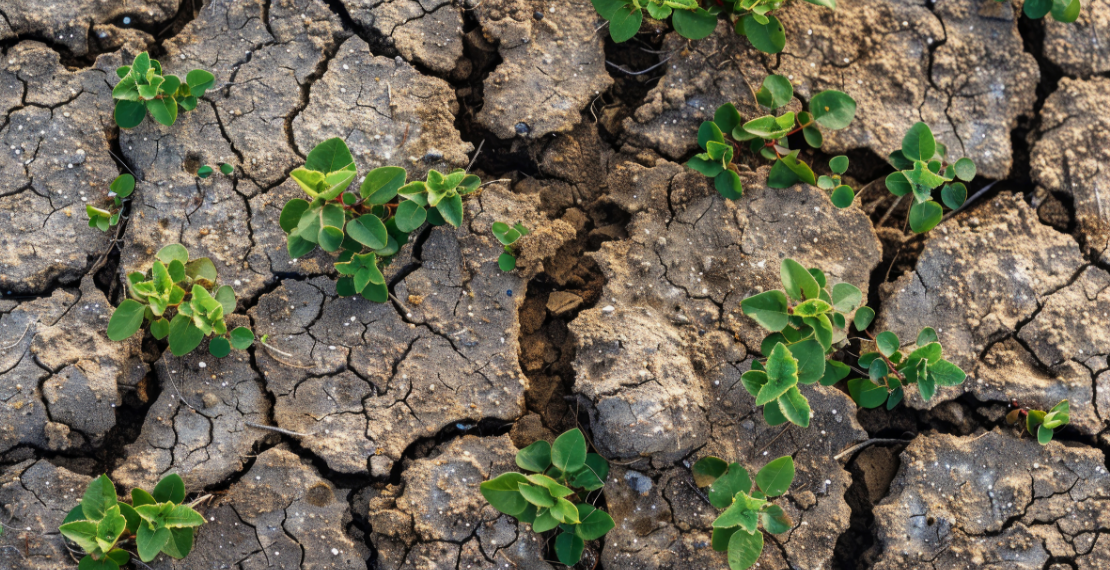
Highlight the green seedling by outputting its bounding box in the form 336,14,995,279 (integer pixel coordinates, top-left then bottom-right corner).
692,455,795,569
86,174,135,232
107,243,254,358
112,52,215,129
59,474,204,567
739,258,966,425
883,122,977,233
686,74,856,201
279,138,482,302
996,0,1081,22
480,429,615,567
492,221,530,272
197,163,234,179
1007,400,1070,444
592,0,834,52
816,155,856,208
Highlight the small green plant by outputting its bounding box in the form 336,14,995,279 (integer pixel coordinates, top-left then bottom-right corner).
480,429,615,566
883,122,977,233
592,0,835,52
996,0,1080,22
107,244,254,357
1007,400,1070,444
279,138,482,302
197,163,234,179
112,52,215,129
692,455,795,570
686,74,856,201
86,174,135,232
739,258,967,425
59,474,204,567
492,221,529,272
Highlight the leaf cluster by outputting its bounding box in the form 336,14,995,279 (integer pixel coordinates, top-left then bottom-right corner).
279,138,481,302
492,221,530,272
480,429,615,566
686,74,856,201
592,0,835,53
739,259,966,425
1007,400,1070,445
112,52,215,129
883,122,977,233
59,474,204,568
692,455,796,570
107,244,254,358
86,174,134,232
998,0,1081,22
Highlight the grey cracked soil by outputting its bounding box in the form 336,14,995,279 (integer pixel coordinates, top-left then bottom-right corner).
1,0,1109,569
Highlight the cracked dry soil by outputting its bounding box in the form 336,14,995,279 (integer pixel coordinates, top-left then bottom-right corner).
1,0,1109,569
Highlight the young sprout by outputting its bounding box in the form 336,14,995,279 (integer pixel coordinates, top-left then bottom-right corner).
996,0,1081,22
884,122,977,233
693,455,796,569
278,138,483,302
480,429,615,566
739,258,967,425
59,474,205,567
491,221,530,272
1007,400,1071,444
86,174,135,232
112,52,215,128
686,74,856,201
196,163,235,179
592,0,835,53
107,244,254,358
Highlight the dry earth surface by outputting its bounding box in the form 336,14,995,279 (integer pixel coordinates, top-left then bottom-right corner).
0,0,1108,569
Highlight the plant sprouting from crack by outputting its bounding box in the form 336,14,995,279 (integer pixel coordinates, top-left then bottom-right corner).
686,74,856,203
996,0,1080,22
59,474,205,568
112,52,215,129
279,138,482,301
592,0,835,52
1008,400,1071,444
883,122,977,233
480,429,615,566
107,244,255,358
86,174,134,232
492,221,530,272
739,259,967,426
693,455,795,569
197,163,234,179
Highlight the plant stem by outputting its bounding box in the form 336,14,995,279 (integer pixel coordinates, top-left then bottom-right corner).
862,329,905,382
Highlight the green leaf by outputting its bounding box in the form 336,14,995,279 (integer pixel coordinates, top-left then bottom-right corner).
712,527,739,552
160,527,194,559
809,90,857,130
714,103,743,135
907,342,942,365
854,306,875,330
741,290,790,331
793,298,831,317
305,138,355,174
942,182,967,210
829,155,849,174
480,473,530,515
492,221,522,245
107,300,146,341
570,453,610,491
110,174,135,199
763,398,789,426
928,359,966,387
828,184,854,208
518,483,555,508
498,253,517,272
692,456,729,488
707,463,752,509
876,331,900,357
688,154,725,177
219,163,234,175
885,171,914,197
755,456,795,497
790,339,826,385
533,509,560,532
609,6,643,43
741,370,768,397
146,96,178,126
780,258,820,301
800,0,836,7
777,387,811,427
698,121,726,150
575,505,615,540
551,498,580,524
552,429,588,474
347,215,388,250
756,344,799,406
847,378,888,409
756,75,794,110
744,112,796,140
516,441,552,472
137,523,171,562
742,14,786,54
672,8,717,40
727,529,763,570
952,157,976,181
184,256,217,283
153,473,186,504
119,503,140,534
901,122,936,162
114,100,147,129
555,532,585,566
208,337,231,358
61,520,101,553
908,200,943,233
95,506,126,552
213,286,235,316
436,194,464,228
713,494,762,532
830,283,862,312
592,0,625,19
360,166,407,203
819,359,850,387
185,69,215,97
916,327,938,346
715,170,744,200
1051,0,1081,22
1037,424,1054,444
394,200,427,232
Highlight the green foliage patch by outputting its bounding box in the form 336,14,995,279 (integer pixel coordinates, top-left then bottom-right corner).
1008,400,1071,444
480,429,615,566
59,474,204,567
112,52,215,129
86,174,135,232
492,221,530,272
883,122,977,233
